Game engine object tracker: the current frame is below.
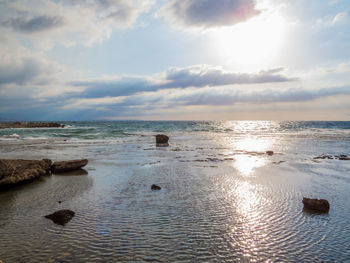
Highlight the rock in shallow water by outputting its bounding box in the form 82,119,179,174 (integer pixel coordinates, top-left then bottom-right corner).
51,159,88,173
151,184,161,190
45,210,75,225
156,134,169,147
0,159,52,187
302,197,330,213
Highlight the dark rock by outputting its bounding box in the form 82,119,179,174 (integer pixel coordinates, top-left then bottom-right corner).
0,159,52,187
314,154,350,161
273,160,285,165
156,134,169,147
314,154,333,160
151,184,161,190
0,122,65,129
302,197,330,213
58,201,62,204
266,151,274,156
337,154,350,160
45,210,75,225
51,159,88,173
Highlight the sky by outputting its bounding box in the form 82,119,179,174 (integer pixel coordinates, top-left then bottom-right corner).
0,0,349,121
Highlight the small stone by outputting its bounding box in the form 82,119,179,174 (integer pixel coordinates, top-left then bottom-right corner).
266,151,274,156
45,210,75,225
151,184,161,190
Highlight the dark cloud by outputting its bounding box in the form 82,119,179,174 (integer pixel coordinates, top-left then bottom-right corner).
71,65,294,98
161,0,260,28
0,58,43,85
2,16,65,33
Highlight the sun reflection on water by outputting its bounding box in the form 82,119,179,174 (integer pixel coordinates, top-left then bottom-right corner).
233,181,268,260
234,155,266,177
221,122,278,259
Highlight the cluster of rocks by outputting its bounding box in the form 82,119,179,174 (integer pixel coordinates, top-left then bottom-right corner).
0,122,64,129
314,154,350,161
0,159,88,187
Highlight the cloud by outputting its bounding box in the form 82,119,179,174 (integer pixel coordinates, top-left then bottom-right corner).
315,11,348,27
2,15,65,33
0,57,55,85
160,0,260,29
332,12,347,24
0,35,62,87
71,65,294,98
170,86,350,106
0,0,154,48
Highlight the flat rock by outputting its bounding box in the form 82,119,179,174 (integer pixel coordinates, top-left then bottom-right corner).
0,159,52,187
45,210,75,225
151,184,161,190
51,159,88,173
302,197,330,213
0,122,64,129
156,134,169,147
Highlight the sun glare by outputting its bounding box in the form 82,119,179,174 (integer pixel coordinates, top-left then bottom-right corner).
211,12,286,71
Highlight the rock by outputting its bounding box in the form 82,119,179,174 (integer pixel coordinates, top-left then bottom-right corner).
313,154,350,161
273,160,285,165
151,184,161,190
337,155,350,160
51,159,88,173
266,151,274,156
156,134,169,147
314,154,333,160
0,122,65,129
0,159,52,187
302,197,330,213
45,210,75,225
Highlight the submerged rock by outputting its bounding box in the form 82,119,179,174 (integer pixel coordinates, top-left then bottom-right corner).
156,134,169,147
266,151,274,156
314,154,350,161
51,159,88,173
314,154,333,160
337,155,350,161
0,159,52,187
302,197,330,213
45,210,75,225
151,184,161,190
0,122,64,129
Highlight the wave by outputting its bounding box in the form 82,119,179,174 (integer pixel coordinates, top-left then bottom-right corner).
0,133,21,140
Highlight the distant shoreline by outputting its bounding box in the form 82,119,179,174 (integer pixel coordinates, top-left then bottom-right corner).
0,122,65,129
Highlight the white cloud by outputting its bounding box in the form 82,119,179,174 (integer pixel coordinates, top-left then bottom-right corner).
332,11,347,24
0,0,154,49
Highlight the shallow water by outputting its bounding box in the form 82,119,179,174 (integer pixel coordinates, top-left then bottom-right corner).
0,121,349,262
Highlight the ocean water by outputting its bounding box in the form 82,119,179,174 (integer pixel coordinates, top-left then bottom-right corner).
0,121,349,262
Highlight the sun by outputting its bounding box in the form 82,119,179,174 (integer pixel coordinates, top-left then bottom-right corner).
210,12,287,71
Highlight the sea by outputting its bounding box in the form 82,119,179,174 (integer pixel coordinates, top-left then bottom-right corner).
0,121,349,262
